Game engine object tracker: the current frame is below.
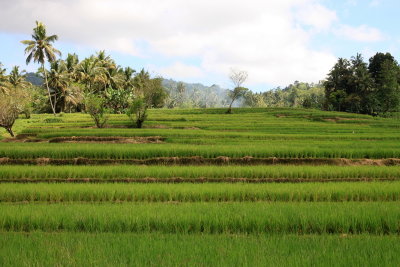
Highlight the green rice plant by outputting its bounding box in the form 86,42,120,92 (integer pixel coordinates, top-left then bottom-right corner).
1,165,400,181
1,233,399,267
1,202,399,234
1,182,400,202
2,142,400,159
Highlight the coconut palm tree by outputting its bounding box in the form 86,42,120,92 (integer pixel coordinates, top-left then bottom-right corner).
21,21,61,115
65,53,79,81
76,58,106,93
0,63,8,94
8,66,30,88
46,60,69,111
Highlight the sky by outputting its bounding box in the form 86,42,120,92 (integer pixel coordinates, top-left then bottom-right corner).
0,0,399,91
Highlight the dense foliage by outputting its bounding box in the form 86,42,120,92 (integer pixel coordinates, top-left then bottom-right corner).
324,53,400,115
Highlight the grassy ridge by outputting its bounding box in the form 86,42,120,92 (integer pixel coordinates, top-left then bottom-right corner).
1,165,400,181
1,233,400,267
1,182,400,202
1,202,399,234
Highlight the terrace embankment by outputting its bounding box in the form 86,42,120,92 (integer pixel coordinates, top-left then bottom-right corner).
1,156,399,166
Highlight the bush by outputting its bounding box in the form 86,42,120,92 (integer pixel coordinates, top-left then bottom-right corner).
126,98,147,128
84,94,108,128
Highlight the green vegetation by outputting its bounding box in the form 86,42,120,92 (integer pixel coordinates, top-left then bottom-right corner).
2,233,400,267
1,182,400,202
2,165,400,181
1,18,400,266
1,202,400,234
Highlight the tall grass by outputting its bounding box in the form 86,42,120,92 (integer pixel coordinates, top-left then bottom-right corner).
1,202,399,234
1,182,400,202
1,233,400,267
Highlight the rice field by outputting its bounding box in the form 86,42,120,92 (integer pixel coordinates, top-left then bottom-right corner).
1,108,400,266
1,182,400,202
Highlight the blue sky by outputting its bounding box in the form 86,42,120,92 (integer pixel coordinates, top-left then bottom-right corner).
0,0,398,91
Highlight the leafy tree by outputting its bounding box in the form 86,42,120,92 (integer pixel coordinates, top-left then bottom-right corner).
369,52,400,113
21,21,61,115
324,58,352,111
0,88,30,137
126,98,147,128
226,69,248,114
84,94,108,128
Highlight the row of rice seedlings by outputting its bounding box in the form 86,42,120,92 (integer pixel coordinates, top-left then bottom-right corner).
2,233,400,267
2,142,400,159
1,202,399,234
21,127,400,142
2,182,400,202
1,165,400,180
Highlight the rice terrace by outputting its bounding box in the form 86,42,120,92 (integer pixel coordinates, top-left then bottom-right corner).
2,1,400,266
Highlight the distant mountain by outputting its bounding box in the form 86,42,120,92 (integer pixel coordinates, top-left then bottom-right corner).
26,72,43,86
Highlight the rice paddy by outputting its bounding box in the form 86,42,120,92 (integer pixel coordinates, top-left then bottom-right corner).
1,108,400,266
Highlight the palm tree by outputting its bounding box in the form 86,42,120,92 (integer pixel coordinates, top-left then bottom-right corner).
0,63,8,94
21,21,61,115
76,58,106,93
122,67,136,91
8,66,30,88
65,53,79,81
46,60,69,111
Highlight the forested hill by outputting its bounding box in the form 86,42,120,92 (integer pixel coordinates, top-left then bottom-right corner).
26,73,43,86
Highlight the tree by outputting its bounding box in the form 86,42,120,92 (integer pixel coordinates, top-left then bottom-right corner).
84,94,108,128
369,52,400,113
46,60,69,112
324,58,352,111
226,69,248,114
126,98,147,128
21,21,61,115
0,88,30,137
134,69,167,108
8,66,30,88
0,63,9,94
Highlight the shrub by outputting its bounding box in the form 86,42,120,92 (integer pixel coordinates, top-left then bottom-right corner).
126,98,147,128
84,94,108,128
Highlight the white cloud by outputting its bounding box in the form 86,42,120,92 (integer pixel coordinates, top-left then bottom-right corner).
335,24,385,42
157,62,205,80
0,0,341,86
295,3,337,31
